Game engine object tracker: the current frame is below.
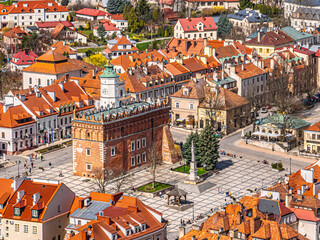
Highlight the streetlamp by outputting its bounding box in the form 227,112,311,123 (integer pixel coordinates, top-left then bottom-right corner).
289,158,292,175
192,203,195,221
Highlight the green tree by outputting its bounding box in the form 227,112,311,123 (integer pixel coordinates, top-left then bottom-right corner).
198,125,220,170
21,32,39,50
183,131,201,165
238,0,252,10
123,4,132,20
128,7,139,32
164,29,168,37
85,49,93,57
217,14,233,38
86,21,90,30
0,51,7,67
61,0,69,6
97,24,106,40
137,0,150,20
107,0,127,13
152,8,160,22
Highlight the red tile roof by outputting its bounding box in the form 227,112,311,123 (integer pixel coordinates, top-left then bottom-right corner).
94,22,120,31
75,8,106,17
10,50,38,66
290,208,319,222
52,41,77,55
235,63,266,79
245,30,295,47
0,104,36,128
178,17,217,32
2,180,62,222
7,0,68,14
106,12,123,20
4,26,26,38
305,121,320,132
36,21,73,29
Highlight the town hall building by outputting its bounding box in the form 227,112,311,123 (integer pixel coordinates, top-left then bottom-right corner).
72,64,178,178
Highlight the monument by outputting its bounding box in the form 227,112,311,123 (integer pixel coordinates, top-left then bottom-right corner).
184,141,201,185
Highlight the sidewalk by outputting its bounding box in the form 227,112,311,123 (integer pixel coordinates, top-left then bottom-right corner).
19,138,72,158
235,139,316,164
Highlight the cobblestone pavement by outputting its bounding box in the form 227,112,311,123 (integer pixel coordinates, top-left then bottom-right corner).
28,154,295,239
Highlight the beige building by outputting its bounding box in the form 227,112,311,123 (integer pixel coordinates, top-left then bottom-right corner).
304,121,320,154
185,0,238,12
171,79,250,134
1,178,75,240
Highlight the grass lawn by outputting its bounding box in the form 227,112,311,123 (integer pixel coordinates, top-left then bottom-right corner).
173,165,208,176
136,40,164,51
137,182,172,193
80,29,93,36
77,47,106,53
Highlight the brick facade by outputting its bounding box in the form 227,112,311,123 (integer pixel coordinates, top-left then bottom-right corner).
72,102,178,178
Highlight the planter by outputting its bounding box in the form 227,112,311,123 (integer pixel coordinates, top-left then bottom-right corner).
136,182,174,198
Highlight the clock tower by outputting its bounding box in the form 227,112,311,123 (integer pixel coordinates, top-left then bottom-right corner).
99,63,121,108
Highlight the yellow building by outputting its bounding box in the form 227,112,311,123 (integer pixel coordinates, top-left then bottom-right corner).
244,29,295,57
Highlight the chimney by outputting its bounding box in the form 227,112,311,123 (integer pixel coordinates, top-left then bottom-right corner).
297,189,301,195
32,192,40,206
236,211,242,225
185,41,190,52
241,64,245,71
17,190,25,203
172,46,176,52
177,39,181,45
270,59,275,70
165,46,169,53
78,199,84,209
93,68,97,79
258,31,261,43
203,37,207,47
212,47,216,57
261,60,264,69
128,67,133,75
36,91,41,98
301,185,307,194
20,94,25,101
285,193,292,208
48,92,56,102
143,66,148,75
59,82,64,92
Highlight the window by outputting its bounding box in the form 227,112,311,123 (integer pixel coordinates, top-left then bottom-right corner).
142,152,146,162
32,210,38,218
32,226,37,234
57,205,61,213
131,156,135,166
15,224,19,232
175,102,180,108
137,139,141,149
131,141,135,151
142,138,146,148
24,225,28,233
14,207,21,216
86,163,92,171
1,132,4,138
189,103,194,110
65,118,67,124
156,234,161,240
86,148,91,156
29,77,32,84
111,147,116,156
137,154,141,164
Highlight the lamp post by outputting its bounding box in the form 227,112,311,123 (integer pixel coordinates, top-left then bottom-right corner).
289,157,292,175
192,203,195,221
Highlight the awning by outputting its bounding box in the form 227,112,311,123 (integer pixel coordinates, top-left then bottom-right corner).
176,118,185,122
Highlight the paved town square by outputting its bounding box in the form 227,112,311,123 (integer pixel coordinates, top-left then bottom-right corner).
17,147,300,238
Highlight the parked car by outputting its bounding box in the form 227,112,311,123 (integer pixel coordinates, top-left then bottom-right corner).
265,105,271,109
261,107,268,113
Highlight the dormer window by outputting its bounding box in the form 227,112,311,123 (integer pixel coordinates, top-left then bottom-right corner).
0,204,3,209
183,89,189,95
126,230,131,236
32,210,38,218
14,208,21,216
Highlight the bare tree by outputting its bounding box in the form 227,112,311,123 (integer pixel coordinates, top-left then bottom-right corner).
113,173,128,193
92,168,114,193
246,84,261,132
302,57,318,100
0,71,22,98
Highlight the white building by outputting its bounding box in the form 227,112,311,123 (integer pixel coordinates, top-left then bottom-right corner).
284,0,320,19
0,0,69,28
174,17,218,40
93,22,121,38
105,13,128,31
75,8,106,21
103,35,138,59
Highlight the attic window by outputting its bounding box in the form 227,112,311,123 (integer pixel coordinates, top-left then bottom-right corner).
183,89,189,95
14,208,21,216
1,9,6,12
32,210,38,218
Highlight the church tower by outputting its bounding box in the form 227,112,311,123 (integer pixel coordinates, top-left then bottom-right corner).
100,63,120,108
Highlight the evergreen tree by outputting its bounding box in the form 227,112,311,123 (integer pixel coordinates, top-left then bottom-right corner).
217,14,233,38
107,0,127,13
198,125,220,170
97,24,106,40
123,4,132,20
61,0,69,6
128,7,139,32
164,29,168,37
238,0,252,10
137,0,150,19
183,131,201,165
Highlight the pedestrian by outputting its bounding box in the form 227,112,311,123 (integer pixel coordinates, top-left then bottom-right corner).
40,155,43,161
29,168,31,174
159,191,162,198
29,156,32,162
49,162,52,168
31,162,34,168
35,154,37,160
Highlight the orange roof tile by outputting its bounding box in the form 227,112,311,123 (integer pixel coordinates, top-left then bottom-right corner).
0,104,36,128
235,62,266,79
52,41,77,55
